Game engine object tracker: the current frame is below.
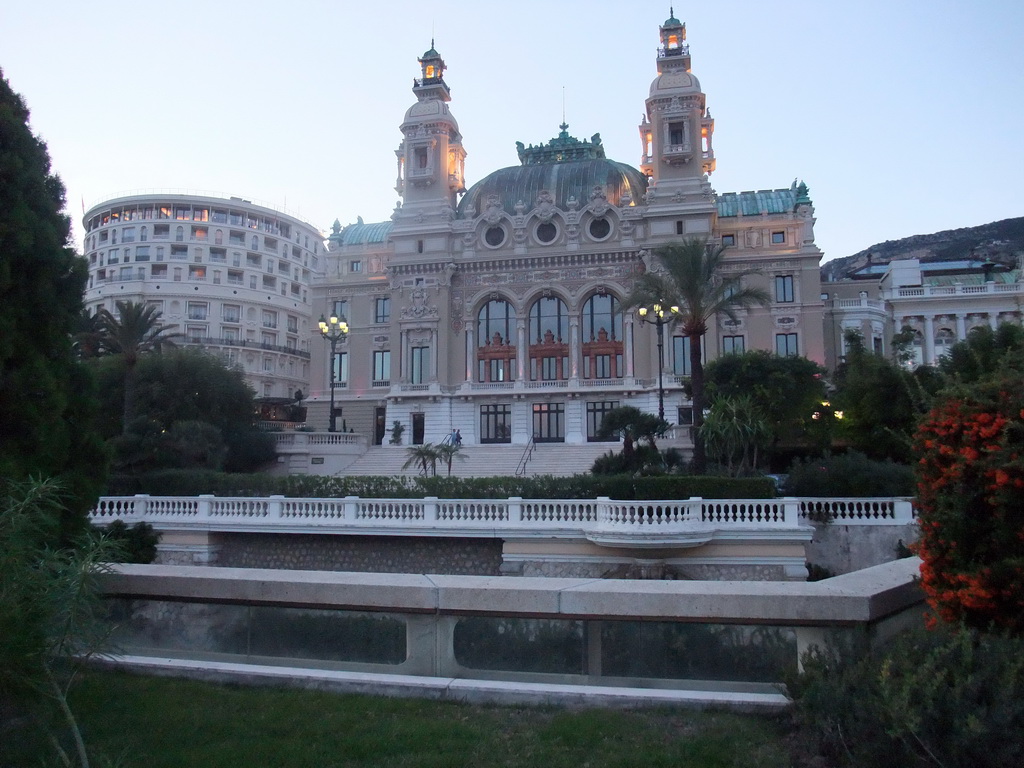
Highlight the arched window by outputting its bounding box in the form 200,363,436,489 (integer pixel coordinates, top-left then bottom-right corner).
581,293,623,379
215,229,223,245
528,296,568,381
175,226,184,242
934,328,956,359
140,226,148,242
251,235,259,250
476,299,516,383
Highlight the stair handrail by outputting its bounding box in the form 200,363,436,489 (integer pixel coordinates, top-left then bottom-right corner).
514,434,537,477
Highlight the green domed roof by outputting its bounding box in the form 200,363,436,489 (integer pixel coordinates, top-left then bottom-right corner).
664,5,681,25
422,46,439,58
457,125,647,216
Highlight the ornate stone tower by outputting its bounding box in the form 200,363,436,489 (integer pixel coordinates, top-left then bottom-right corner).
394,42,467,224
639,9,716,226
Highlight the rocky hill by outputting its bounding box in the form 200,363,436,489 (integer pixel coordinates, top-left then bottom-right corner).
821,216,1024,282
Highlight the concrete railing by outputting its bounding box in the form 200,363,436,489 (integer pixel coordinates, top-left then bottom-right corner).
798,497,916,525
95,557,926,709
91,494,809,547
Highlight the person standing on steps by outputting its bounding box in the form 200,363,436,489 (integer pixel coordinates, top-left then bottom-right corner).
454,429,462,447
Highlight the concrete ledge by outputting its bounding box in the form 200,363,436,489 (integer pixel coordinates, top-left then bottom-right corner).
94,655,790,712
102,557,923,625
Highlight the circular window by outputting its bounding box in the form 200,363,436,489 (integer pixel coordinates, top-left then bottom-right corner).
484,226,505,247
536,222,557,243
589,217,611,240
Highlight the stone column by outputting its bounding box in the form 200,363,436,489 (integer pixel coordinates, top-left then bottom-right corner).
955,313,967,341
923,316,935,365
516,319,527,380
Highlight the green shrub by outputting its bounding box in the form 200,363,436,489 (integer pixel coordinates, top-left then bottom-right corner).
95,519,159,563
789,625,1024,768
784,451,914,497
103,471,776,500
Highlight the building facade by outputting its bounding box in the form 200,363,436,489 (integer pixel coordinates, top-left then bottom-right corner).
82,194,324,408
823,255,1023,368
309,13,826,446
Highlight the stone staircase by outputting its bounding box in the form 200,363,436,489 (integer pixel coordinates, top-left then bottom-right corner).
339,442,618,478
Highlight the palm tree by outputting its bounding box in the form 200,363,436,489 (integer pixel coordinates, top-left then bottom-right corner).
97,300,181,432
434,442,466,477
402,443,440,476
623,238,771,473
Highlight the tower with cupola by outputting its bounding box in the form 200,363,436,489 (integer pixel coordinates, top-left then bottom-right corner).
639,9,716,221
394,42,466,223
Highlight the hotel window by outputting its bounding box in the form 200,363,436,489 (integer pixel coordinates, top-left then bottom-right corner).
187,302,208,320
373,350,391,382
410,346,429,384
135,246,150,261
771,231,786,244
119,266,132,280
332,299,348,320
262,310,277,329
776,333,799,357
349,260,362,274
722,335,745,354
721,234,735,246
375,297,391,324
332,351,348,386
174,207,189,221
222,304,240,323
192,226,208,241
188,265,206,281
140,226,148,242
262,357,274,372
170,245,188,259
775,275,794,303
286,315,298,334
187,326,207,343
154,224,169,239
122,227,136,242
175,226,184,242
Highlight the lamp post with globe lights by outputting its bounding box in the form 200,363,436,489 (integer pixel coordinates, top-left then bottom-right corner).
318,313,349,432
637,302,679,422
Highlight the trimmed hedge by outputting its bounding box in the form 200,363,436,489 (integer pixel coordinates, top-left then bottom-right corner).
105,470,776,500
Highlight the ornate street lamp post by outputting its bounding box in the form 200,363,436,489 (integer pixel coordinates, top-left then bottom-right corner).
318,313,349,432
637,302,678,422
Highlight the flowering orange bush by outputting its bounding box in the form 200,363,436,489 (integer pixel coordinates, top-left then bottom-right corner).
913,380,1024,633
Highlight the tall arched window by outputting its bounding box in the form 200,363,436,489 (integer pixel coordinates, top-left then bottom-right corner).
528,296,569,380
934,328,956,359
476,299,516,382
581,293,623,379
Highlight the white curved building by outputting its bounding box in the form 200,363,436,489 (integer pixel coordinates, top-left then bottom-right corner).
82,193,324,407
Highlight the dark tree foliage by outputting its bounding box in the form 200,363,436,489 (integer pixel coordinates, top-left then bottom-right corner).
92,347,275,473
704,350,827,454
831,330,941,463
937,322,1024,386
0,71,105,535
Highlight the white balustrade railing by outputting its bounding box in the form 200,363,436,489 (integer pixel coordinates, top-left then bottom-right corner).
798,497,916,525
93,493,918,549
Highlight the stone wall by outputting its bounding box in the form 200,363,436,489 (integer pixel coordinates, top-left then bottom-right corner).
212,533,504,576
804,522,919,576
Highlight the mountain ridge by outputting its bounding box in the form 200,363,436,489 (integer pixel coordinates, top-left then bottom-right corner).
822,216,1024,282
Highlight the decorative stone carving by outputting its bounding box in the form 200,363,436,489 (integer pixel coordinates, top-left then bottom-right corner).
589,185,610,217
535,190,555,222
483,195,503,224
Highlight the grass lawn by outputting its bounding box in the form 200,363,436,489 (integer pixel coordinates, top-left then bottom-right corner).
5,671,799,767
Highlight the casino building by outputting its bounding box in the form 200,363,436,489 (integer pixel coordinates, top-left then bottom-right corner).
309,11,825,448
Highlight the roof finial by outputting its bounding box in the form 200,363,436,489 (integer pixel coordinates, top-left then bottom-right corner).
562,85,566,125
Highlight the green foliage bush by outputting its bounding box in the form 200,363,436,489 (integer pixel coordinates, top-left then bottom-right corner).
103,470,776,500
790,625,1024,768
784,451,915,497
97,519,159,563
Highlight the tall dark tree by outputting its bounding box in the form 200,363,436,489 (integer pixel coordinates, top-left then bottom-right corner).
623,238,771,473
0,71,105,534
705,350,828,458
97,299,180,432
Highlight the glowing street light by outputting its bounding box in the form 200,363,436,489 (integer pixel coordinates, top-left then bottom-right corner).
318,313,349,432
637,302,679,421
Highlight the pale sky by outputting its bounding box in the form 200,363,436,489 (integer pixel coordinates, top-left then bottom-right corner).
2,0,1022,263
